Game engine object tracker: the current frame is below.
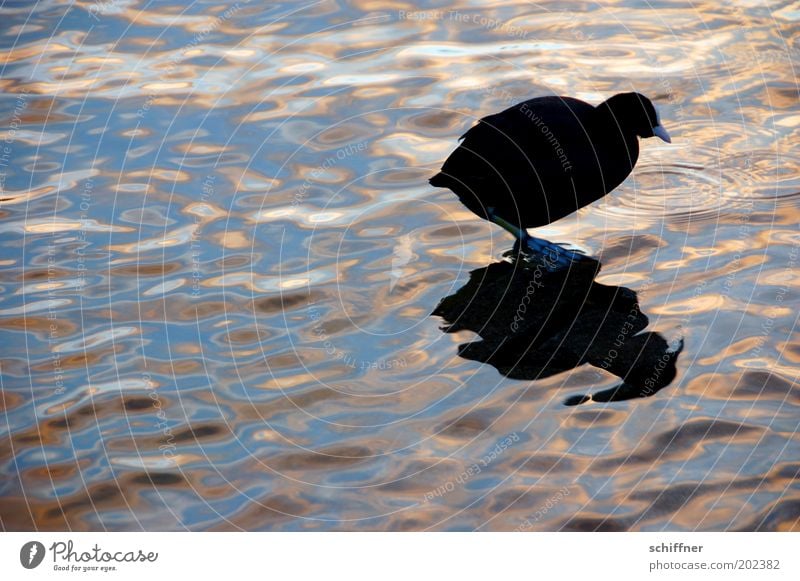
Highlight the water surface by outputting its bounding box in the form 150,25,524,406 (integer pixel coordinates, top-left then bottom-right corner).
1,0,799,531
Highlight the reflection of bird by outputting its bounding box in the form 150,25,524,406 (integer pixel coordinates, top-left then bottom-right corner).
430,93,671,266
432,254,682,404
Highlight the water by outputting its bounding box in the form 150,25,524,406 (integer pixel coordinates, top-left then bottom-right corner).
1,0,798,531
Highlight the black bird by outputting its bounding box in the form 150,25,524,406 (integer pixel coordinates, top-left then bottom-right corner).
430,92,671,265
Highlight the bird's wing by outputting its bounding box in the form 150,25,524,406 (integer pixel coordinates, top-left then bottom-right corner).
447,98,595,182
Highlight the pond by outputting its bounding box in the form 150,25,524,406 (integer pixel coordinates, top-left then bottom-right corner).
1,0,798,531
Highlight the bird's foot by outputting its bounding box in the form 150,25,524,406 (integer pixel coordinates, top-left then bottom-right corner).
513,236,590,270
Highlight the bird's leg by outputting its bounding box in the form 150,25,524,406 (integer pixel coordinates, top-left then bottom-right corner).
487,207,527,241
487,207,587,269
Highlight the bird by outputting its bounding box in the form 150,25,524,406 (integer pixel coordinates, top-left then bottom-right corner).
429,92,671,266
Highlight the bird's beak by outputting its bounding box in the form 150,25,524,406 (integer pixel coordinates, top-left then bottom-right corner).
653,125,671,143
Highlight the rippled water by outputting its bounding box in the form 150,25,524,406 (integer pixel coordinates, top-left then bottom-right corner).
1,1,799,531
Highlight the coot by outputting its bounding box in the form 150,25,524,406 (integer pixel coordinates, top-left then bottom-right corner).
430,92,670,264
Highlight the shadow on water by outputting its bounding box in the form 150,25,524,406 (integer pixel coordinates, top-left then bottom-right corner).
433,249,684,405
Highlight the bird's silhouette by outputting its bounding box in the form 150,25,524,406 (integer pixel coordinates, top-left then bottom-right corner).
433,253,682,404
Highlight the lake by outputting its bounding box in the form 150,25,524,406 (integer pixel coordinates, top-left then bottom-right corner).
1,0,798,531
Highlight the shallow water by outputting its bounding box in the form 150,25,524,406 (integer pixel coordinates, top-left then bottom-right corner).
1,0,798,531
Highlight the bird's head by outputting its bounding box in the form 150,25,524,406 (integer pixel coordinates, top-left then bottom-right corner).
602,92,671,143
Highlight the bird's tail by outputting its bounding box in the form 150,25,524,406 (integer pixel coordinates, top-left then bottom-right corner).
429,172,449,188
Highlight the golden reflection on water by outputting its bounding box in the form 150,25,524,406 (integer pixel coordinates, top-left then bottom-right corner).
0,0,798,531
